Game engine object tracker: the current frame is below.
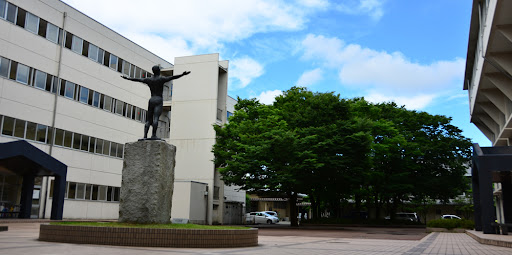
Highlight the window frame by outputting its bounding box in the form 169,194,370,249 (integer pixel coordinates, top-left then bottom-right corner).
24,11,39,34
34,69,47,90
15,63,30,84
71,35,83,54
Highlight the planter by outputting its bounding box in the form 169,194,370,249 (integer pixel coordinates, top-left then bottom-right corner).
39,224,258,248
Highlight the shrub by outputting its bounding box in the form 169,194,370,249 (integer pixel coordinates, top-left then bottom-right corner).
427,219,474,229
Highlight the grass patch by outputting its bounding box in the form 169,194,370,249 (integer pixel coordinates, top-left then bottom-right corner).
50,221,250,230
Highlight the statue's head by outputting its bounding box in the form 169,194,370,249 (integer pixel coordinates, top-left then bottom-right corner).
152,65,160,76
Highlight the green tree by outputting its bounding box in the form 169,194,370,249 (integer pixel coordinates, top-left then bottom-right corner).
213,98,320,226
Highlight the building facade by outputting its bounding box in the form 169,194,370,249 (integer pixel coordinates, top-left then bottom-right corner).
464,0,512,234
0,0,244,224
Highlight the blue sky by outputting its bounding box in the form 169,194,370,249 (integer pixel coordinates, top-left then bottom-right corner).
63,0,490,146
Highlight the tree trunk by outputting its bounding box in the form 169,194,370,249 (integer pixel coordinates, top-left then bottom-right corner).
311,195,319,219
374,193,380,219
290,192,299,227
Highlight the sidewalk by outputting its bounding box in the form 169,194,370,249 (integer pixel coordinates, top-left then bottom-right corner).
466,230,512,248
1,222,511,254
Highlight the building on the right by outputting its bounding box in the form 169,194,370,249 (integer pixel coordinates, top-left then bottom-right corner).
464,0,512,234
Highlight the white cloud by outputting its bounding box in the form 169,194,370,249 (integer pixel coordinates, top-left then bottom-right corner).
335,0,385,20
296,68,323,87
229,57,264,89
365,93,436,110
299,34,464,109
63,0,324,58
256,90,283,105
122,33,194,64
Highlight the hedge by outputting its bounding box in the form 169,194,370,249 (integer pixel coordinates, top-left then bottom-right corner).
427,219,474,229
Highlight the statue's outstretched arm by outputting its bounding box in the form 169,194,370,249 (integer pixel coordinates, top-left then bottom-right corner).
164,71,191,82
121,76,145,83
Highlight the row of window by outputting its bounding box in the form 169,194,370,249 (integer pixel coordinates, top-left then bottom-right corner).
50,180,120,202
0,55,148,123
0,114,125,159
0,0,153,79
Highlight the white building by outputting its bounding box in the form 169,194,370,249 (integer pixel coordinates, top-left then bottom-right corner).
0,0,244,224
464,0,512,234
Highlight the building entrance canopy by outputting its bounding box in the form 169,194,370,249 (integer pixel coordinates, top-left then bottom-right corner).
472,143,512,234
0,140,67,220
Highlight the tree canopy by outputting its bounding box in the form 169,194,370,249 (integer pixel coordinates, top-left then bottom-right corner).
213,87,472,226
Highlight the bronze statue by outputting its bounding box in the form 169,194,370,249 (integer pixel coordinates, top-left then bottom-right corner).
122,65,190,139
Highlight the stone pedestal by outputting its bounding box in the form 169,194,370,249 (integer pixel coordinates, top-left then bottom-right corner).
119,140,176,224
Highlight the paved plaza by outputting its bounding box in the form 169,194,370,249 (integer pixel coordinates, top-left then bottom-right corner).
1,223,511,255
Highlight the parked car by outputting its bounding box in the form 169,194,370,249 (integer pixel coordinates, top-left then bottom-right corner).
262,211,279,221
441,214,462,220
385,212,420,222
245,212,279,224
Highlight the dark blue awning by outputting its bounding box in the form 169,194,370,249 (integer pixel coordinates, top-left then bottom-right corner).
0,140,66,177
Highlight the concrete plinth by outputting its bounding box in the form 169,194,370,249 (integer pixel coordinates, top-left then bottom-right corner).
119,140,176,224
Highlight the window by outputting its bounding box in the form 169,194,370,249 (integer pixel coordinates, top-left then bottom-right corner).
6,2,16,23
64,32,73,49
129,64,135,78
114,187,120,201
13,119,25,138
67,182,76,199
16,64,29,84
64,81,75,99
36,124,47,143
88,89,93,105
115,100,123,115
54,128,64,146
71,35,83,54
110,142,117,157
34,70,46,90
82,41,89,57
104,95,113,111
92,185,98,200
46,127,53,145
15,7,25,27
81,135,89,151
107,186,113,201
1,116,14,136
76,183,85,199
79,86,88,104
25,12,39,34
95,138,103,154
135,67,142,78
89,137,95,153
37,18,47,37
25,121,36,140
122,61,130,76
103,141,110,156
126,104,132,118
88,44,99,62
85,184,92,200
98,186,107,201
92,91,100,107
117,58,123,73
63,130,72,147
46,22,59,44
0,56,9,78
117,144,123,158
0,0,6,19
109,54,118,70
97,48,104,64
45,74,54,92
73,133,81,150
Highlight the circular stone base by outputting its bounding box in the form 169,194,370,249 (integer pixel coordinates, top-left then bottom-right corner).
39,224,258,248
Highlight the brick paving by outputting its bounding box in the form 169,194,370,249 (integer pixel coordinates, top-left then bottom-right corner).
0,223,511,255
